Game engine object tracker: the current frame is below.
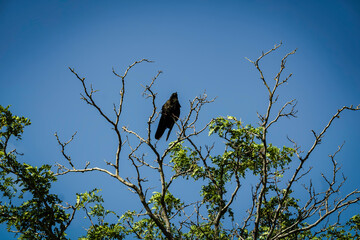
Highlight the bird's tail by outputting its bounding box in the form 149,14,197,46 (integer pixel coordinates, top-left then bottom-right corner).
166,127,173,141
155,117,166,140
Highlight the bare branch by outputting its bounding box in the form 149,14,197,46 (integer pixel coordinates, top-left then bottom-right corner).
267,99,298,129
302,104,360,162
54,132,77,169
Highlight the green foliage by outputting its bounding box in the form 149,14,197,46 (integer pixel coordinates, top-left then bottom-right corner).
182,223,229,240
169,116,299,237
0,105,30,141
314,214,360,239
120,210,163,240
78,189,125,240
117,191,184,239
170,142,203,179
148,191,183,217
1,105,358,239
0,106,126,239
256,189,303,238
0,105,69,239
209,116,294,176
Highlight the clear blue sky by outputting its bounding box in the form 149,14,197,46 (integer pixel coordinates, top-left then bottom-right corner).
1,0,360,238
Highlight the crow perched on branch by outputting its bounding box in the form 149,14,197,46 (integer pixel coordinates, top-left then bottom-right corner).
155,92,181,141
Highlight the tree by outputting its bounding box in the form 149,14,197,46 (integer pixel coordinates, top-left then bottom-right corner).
0,105,70,239
1,43,360,239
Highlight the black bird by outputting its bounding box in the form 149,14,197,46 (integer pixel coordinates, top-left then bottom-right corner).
155,92,181,141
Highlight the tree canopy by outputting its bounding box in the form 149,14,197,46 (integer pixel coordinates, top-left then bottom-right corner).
1,44,360,239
